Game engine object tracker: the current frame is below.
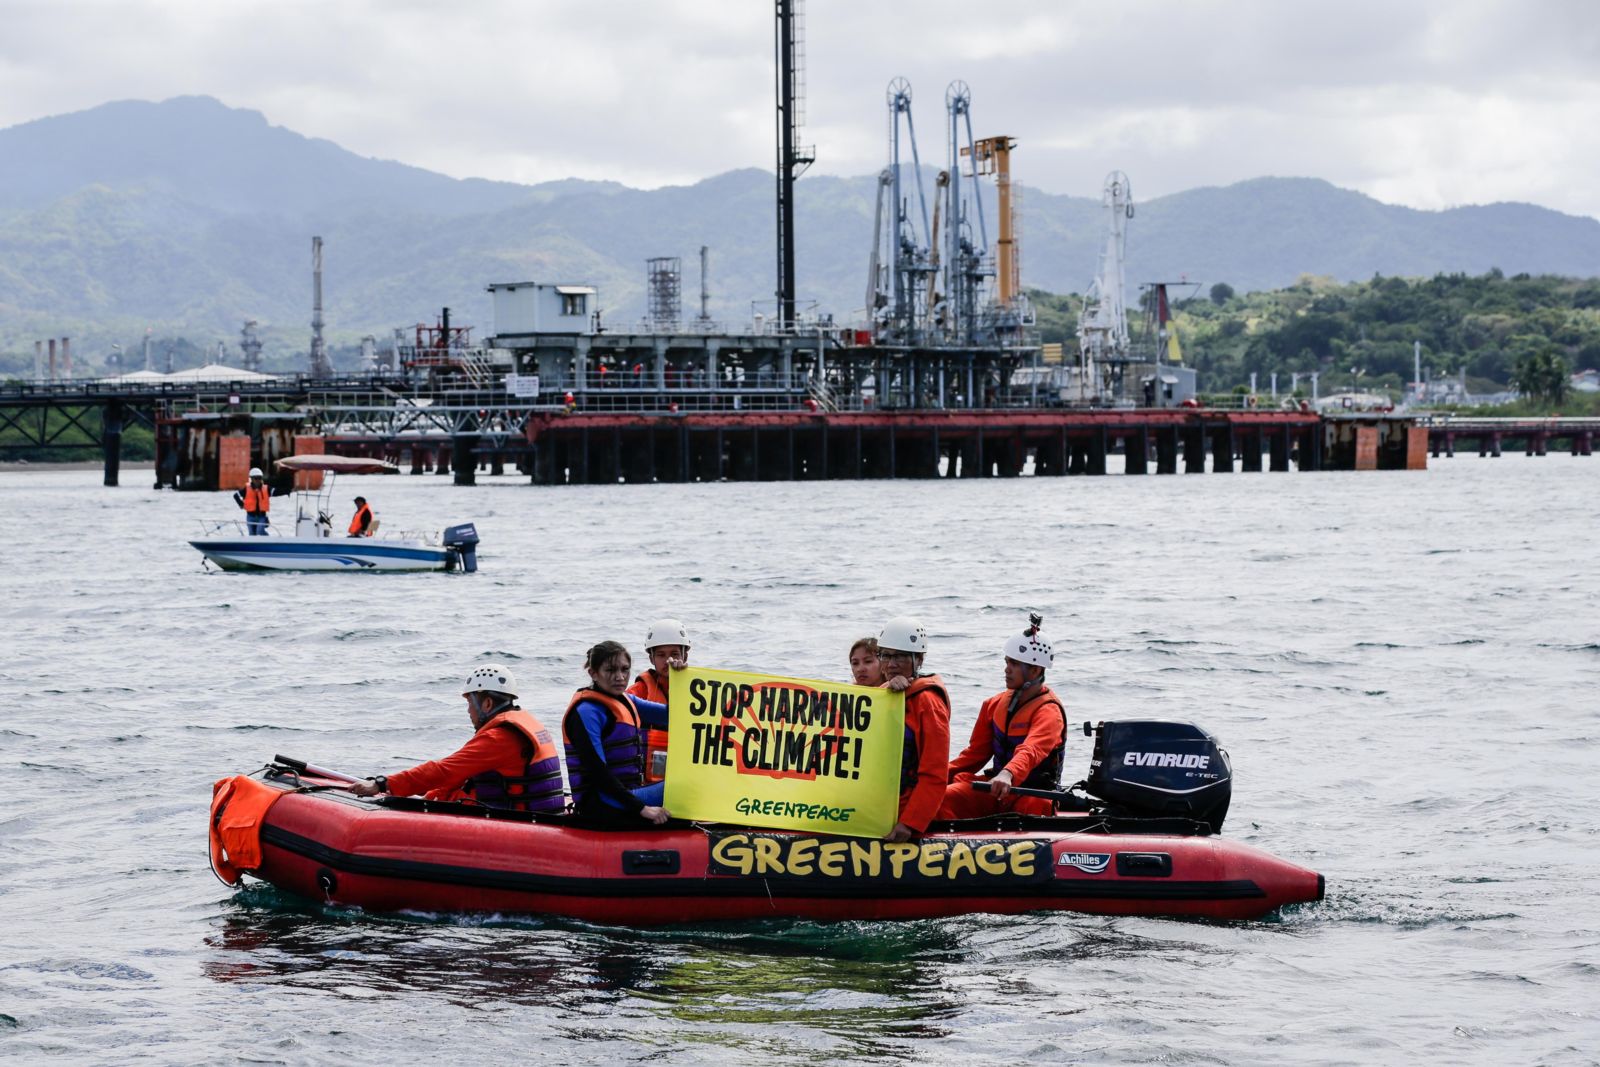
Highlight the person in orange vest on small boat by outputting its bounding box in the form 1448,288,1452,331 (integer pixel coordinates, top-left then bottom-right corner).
349,664,566,814
235,467,271,535
564,640,672,825
347,496,374,537
876,616,951,843
849,635,885,687
939,615,1067,820
627,618,690,784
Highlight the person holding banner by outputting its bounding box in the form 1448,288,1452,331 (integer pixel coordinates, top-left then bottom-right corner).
848,636,885,687
939,616,1066,820
628,618,691,784
563,640,673,826
876,617,951,843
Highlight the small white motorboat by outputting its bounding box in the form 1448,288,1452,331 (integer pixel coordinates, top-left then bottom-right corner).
189,455,480,573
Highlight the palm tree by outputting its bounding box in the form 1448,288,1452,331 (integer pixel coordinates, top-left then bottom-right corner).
1513,347,1571,403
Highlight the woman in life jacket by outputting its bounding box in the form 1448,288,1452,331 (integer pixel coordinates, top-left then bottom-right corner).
876,616,951,843
938,615,1066,820
627,617,690,784
849,636,885,688
349,664,566,815
563,640,672,825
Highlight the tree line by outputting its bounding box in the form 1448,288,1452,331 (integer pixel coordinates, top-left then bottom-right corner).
1031,269,1600,402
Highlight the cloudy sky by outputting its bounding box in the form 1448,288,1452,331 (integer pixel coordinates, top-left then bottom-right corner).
5,0,1599,218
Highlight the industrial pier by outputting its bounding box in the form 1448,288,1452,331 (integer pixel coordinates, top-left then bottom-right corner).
501,409,1399,484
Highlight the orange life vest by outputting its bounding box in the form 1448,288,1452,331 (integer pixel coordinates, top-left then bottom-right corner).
628,671,672,783
209,774,287,885
348,502,373,536
241,484,270,514
457,709,567,814
985,683,1067,790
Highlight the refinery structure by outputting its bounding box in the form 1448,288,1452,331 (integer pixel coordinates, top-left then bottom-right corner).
484,2,1043,419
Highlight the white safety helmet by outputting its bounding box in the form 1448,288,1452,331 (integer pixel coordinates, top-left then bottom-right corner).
644,617,691,651
1006,623,1054,669
248,467,264,478
462,663,518,699
878,616,928,655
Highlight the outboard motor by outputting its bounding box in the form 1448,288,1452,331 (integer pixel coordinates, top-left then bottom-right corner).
1082,720,1232,833
442,523,479,573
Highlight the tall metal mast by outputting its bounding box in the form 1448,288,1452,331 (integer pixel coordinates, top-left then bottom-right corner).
240,319,263,373
946,81,992,342
884,77,934,343
697,245,712,324
1076,171,1134,401
774,0,814,329
310,235,331,377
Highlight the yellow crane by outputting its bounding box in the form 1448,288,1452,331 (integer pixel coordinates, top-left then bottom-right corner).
969,135,1019,307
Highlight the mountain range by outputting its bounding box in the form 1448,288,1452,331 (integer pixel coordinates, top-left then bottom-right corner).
3,95,1599,368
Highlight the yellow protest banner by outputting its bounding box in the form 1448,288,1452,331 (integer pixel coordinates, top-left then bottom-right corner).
663,666,905,839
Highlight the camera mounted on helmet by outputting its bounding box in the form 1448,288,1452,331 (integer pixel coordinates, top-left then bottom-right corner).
1005,612,1053,670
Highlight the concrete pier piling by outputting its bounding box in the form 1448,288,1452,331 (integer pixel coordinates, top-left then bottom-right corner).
102,400,122,487
503,410,1381,485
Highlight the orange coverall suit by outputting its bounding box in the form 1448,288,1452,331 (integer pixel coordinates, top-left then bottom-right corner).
938,683,1065,819
897,675,952,834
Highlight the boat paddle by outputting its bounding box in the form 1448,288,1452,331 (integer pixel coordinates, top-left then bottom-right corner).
971,779,1092,809
972,779,1057,801
273,754,363,786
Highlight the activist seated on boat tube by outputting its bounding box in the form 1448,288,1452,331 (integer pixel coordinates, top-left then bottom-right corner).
349,664,567,814
939,614,1067,821
347,497,374,538
563,640,672,826
849,635,885,687
876,616,951,844
628,617,691,784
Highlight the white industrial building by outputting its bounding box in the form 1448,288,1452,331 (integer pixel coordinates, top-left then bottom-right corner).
489,282,598,338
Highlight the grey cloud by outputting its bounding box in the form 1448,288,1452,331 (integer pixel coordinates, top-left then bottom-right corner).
1,0,1597,218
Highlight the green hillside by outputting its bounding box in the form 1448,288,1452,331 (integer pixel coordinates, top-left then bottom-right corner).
1032,271,1600,398
5,97,1600,389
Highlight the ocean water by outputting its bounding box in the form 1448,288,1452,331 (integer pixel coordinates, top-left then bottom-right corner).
0,459,1596,1065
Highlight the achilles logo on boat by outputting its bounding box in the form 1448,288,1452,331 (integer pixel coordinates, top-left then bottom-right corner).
1056,851,1111,874
1123,752,1211,769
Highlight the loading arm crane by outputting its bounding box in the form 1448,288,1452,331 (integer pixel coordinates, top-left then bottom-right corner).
970,135,1018,309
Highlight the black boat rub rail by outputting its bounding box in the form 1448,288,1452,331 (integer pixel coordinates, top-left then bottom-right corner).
259,824,1264,903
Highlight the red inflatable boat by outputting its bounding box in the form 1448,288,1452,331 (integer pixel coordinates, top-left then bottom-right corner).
211,764,1323,923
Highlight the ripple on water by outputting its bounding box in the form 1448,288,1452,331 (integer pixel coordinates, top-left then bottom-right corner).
1,960,156,983
1308,884,1522,930
4,465,1600,1063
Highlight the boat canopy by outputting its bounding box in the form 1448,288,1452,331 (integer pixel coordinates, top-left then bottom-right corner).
275,455,400,474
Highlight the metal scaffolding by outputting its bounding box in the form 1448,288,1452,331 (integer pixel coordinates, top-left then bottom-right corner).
647,257,683,332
